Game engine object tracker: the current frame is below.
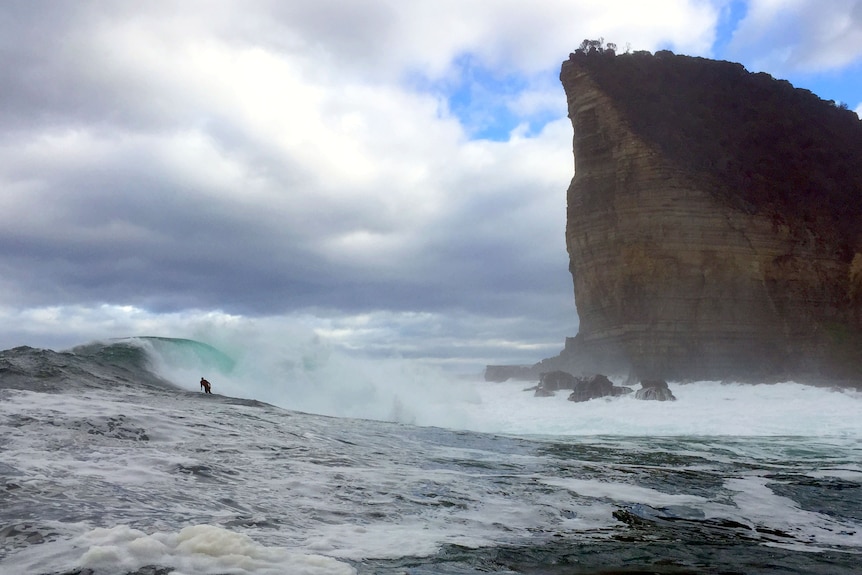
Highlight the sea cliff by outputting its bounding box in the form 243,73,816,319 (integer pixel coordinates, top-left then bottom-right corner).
494,48,862,384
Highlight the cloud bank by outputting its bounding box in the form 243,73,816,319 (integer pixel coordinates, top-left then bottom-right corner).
1,1,861,371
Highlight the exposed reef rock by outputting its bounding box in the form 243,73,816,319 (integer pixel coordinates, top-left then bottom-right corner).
551,47,862,384
635,379,676,401
527,368,678,403
567,374,632,402
529,371,634,402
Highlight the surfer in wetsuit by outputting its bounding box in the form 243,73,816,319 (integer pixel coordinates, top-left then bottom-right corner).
200,377,212,394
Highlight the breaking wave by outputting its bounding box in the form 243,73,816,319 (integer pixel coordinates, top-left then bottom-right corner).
9,335,857,436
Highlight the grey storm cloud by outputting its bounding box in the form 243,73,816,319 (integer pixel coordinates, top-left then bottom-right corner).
0,0,576,323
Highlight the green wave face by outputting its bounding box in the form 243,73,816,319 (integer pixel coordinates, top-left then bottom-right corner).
135,337,237,374
71,337,237,384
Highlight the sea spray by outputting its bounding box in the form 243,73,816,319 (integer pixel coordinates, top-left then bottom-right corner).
131,331,862,437
135,329,482,428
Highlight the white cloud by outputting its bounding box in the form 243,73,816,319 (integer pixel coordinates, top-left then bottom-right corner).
728,0,862,73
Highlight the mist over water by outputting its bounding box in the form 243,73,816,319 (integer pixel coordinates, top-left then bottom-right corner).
133,329,862,438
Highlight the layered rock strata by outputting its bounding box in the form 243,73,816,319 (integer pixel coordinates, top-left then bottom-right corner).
557,50,862,382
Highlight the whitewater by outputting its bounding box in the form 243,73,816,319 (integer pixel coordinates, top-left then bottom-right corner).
1,336,861,574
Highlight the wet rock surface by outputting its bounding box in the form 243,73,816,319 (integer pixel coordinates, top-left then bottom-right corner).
635,379,677,401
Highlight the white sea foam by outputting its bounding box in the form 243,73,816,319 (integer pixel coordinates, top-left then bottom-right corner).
720,476,862,550
541,477,708,506
73,524,357,575
466,379,862,437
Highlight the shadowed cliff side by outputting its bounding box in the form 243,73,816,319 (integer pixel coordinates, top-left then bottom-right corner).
553,47,862,384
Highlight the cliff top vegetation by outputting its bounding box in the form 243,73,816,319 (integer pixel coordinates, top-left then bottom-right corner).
563,41,862,259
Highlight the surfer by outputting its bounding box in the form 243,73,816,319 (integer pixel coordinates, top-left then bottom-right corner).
200,377,212,394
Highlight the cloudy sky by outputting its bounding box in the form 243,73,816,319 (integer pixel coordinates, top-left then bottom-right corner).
2,0,862,372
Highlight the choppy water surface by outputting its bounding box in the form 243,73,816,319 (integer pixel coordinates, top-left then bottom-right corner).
0,342,860,574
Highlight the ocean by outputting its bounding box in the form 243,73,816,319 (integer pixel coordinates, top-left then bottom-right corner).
1,337,860,575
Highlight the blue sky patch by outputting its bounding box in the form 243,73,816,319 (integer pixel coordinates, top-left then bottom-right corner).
408,53,560,141
713,0,748,57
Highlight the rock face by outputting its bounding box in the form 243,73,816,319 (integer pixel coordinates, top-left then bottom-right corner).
539,370,579,391
635,379,676,401
558,48,862,383
484,365,537,382
567,374,632,403
531,371,633,401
